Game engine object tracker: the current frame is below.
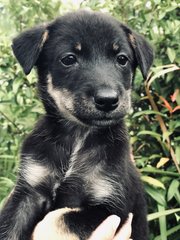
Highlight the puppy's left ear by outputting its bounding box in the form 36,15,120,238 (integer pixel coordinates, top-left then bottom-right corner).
12,25,48,75
128,31,154,79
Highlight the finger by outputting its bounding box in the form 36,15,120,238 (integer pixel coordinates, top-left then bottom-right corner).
32,208,80,240
32,210,61,240
88,215,121,240
113,213,133,240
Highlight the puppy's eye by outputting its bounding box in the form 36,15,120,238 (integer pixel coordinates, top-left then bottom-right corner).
116,55,128,66
61,55,77,66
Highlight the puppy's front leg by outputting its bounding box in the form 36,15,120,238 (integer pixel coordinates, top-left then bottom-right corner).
0,181,52,240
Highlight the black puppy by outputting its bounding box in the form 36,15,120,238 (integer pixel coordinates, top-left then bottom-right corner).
0,10,153,240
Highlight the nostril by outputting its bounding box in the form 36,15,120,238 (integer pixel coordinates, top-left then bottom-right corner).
94,89,119,112
95,95,118,106
110,97,119,105
95,97,106,106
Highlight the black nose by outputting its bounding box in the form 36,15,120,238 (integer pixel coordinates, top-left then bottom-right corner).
94,88,119,112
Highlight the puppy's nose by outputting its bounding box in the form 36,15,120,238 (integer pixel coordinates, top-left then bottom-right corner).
94,88,119,112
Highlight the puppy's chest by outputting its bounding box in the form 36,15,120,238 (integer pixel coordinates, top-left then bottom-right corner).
63,139,115,202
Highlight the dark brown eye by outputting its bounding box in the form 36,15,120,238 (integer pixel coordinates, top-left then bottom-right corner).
61,55,77,66
117,55,128,66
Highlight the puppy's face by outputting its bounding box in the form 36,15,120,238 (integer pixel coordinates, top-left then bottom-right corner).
12,11,153,127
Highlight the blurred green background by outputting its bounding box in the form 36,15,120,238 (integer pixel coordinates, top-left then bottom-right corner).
0,0,179,239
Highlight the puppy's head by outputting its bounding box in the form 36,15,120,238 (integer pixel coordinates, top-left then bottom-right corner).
12,10,153,128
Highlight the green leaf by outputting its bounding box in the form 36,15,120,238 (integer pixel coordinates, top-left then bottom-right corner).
148,208,180,221
133,0,142,7
133,110,166,118
175,146,180,164
158,12,166,20
156,157,169,168
141,167,179,177
176,92,180,106
0,177,14,187
12,78,22,94
142,176,165,189
167,48,176,63
145,185,166,206
167,179,180,201
158,204,167,240
175,190,180,204
149,154,162,160
165,5,177,13
162,131,172,142
137,131,161,140
154,225,180,240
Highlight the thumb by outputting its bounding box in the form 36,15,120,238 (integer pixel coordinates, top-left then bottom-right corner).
88,215,121,240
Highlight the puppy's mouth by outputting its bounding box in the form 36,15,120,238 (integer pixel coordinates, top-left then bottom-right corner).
76,114,125,127
85,118,120,127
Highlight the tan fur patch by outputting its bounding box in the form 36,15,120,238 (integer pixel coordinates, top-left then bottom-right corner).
39,30,49,50
32,208,80,240
128,33,136,48
84,164,115,201
74,42,82,51
112,43,119,52
47,74,74,112
22,161,50,187
47,73,84,125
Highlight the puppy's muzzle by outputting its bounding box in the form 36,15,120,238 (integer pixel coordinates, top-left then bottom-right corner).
94,88,119,112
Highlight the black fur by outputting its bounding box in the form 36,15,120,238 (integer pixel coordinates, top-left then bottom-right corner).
0,10,153,240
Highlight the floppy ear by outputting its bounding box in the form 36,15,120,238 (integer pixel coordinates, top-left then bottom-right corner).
129,32,154,79
122,25,154,79
12,25,48,75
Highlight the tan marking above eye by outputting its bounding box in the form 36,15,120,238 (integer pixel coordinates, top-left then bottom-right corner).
74,42,82,51
112,43,119,52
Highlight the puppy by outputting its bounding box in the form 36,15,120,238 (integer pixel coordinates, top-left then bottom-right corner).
0,10,153,240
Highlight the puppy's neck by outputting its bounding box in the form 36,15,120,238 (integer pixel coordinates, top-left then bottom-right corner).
44,114,129,144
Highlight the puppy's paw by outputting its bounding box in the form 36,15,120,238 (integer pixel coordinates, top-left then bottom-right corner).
32,207,80,240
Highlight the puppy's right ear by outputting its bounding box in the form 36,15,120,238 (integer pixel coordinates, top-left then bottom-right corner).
12,25,48,75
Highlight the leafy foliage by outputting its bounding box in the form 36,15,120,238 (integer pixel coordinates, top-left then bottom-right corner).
0,0,179,239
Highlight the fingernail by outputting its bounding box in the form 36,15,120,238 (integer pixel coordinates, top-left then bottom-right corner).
109,215,121,230
128,213,133,223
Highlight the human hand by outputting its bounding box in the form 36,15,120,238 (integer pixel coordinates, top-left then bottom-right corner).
32,208,133,240
88,213,133,240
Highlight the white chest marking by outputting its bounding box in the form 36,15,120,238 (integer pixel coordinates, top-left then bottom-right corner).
65,131,89,178
65,137,114,200
84,164,114,200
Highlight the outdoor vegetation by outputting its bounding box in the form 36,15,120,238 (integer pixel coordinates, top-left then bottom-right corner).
0,0,179,239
